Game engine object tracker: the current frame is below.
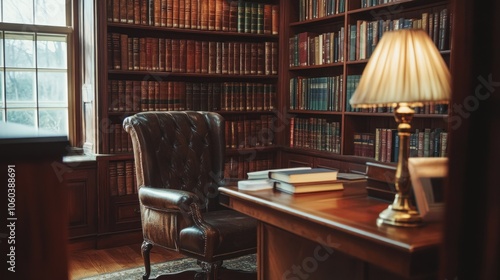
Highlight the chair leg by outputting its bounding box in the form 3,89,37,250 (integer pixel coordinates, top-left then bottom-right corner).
197,260,222,280
141,241,153,280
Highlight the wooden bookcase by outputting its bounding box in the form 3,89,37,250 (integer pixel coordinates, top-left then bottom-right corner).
86,0,452,247
277,0,452,172
93,0,282,246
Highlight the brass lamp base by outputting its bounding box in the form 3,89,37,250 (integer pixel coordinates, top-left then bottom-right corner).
376,205,423,227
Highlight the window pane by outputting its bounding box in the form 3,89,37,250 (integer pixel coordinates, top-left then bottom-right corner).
7,109,36,127
35,0,67,26
6,70,36,106
37,34,67,69
0,111,4,122
3,0,34,24
38,71,67,105
5,33,35,68
0,71,4,107
39,108,67,134
0,31,3,67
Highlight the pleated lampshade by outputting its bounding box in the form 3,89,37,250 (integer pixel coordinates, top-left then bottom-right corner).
349,29,451,108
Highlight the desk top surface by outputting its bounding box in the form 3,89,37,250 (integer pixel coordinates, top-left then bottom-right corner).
219,181,442,253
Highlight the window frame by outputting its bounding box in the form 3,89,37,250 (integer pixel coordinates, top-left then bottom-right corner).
0,1,79,146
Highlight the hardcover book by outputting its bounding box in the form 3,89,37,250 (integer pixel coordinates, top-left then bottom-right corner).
268,167,339,184
274,180,344,194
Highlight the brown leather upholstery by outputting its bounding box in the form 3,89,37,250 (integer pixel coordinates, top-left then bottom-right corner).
123,111,257,280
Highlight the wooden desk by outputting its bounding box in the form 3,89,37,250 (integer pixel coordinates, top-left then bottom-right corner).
219,181,442,280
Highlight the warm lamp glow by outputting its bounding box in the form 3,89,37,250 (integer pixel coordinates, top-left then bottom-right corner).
349,29,451,227
350,29,451,108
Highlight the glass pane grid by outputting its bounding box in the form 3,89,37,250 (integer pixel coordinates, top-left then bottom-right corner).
1,0,67,27
0,30,68,134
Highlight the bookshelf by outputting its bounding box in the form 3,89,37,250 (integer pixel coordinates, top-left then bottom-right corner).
278,0,452,171
94,0,282,244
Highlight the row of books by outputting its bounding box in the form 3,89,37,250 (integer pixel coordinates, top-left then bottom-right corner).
353,127,448,162
345,75,449,114
107,0,279,35
348,7,450,61
108,80,276,112
225,115,275,149
225,156,274,179
108,33,279,75
298,0,346,21
361,0,400,8
290,117,341,154
289,28,345,67
289,75,343,111
109,160,137,196
109,116,275,154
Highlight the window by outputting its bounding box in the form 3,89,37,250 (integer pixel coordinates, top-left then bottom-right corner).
0,0,72,136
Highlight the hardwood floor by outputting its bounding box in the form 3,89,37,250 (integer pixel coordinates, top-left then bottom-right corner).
69,243,184,279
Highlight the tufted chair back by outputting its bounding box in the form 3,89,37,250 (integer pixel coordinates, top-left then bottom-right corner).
127,111,224,212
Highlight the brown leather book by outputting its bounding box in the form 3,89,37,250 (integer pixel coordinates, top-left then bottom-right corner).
165,38,172,71
194,40,202,73
179,39,187,72
154,0,161,26
215,0,223,31
229,0,238,32
109,161,118,196
201,41,209,73
221,42,228,74
250,42,257,75
178,0,185,28
126,0,134,23
158,38,165,71
151,37,159,71
233,42,240,74
184,0,191,29
172,0,179,27
116,161,126,195
222,0,230,31
186,39,195,73
227,42,234,74
208,0,216,30
133,81,142,111
200,0,209,30
140,0,148,25
139,37,146,70
208,41,216,74
166,0,173,27
120,34,129,70
171,39,180,72
125,161,134,194
140,80,148,111
191,0,199,28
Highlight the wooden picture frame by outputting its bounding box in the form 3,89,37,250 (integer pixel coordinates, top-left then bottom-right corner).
408,157,448,221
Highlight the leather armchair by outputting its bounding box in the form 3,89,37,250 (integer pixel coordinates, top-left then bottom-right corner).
123,111,257,280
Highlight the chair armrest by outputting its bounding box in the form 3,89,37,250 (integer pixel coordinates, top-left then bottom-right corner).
139,187,198,213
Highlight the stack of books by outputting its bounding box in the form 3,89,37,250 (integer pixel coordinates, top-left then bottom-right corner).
238,167,345,194
269,167,343,194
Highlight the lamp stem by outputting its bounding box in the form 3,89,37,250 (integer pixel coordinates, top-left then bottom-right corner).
377,104,423,227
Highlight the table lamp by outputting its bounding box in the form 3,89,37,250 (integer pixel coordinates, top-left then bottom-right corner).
349,29,451,227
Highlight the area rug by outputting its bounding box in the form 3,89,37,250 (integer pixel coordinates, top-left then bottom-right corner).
77,254,256,280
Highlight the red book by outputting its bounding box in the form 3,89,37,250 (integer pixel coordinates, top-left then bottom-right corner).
166,0,173,27
190,0,198,28
179,39,187,72
171,39,180,72
165,38,172,71
215,0,223,31
120,34,129,70
263,4,272,34
178,0,185,28
233,42,240,75
271,5,279,35
186,40,195,73
172,0,179,27
184,0,191,29
200,0,209,30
